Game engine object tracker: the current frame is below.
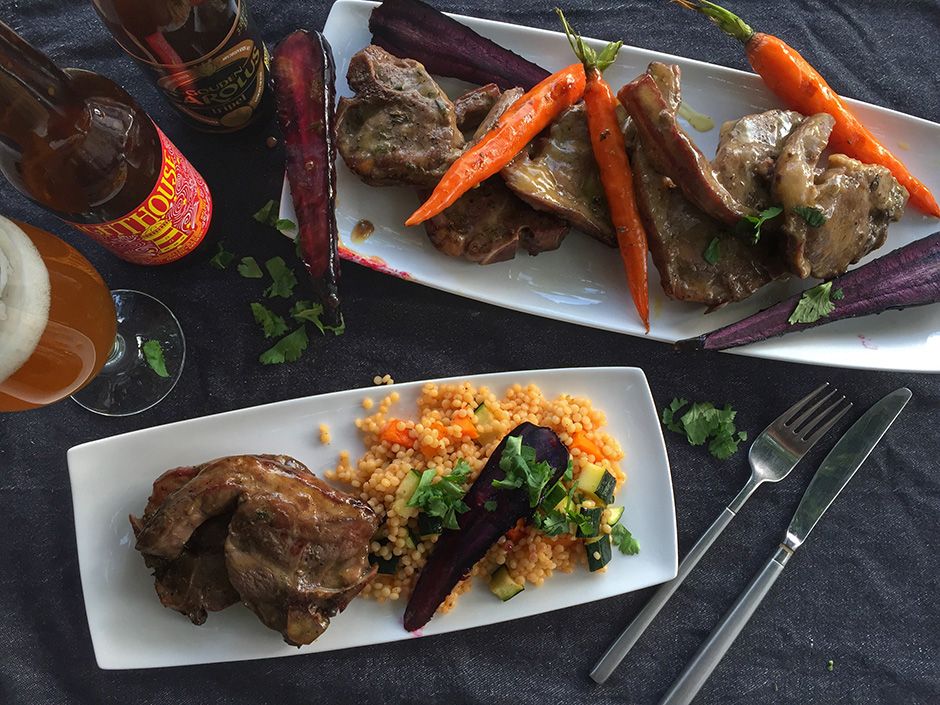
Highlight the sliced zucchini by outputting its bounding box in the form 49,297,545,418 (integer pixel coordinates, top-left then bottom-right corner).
369,553,400,575
605,506,625,527
404,527,420,549
473,402,502,445
577,464,616,506
541,482,569,512
575,506,603,538
585,533,612,572
489,564,524,601
391,468,422,519
417,511,443,536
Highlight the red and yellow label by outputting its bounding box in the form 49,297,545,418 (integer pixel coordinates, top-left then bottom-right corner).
66,127,212,265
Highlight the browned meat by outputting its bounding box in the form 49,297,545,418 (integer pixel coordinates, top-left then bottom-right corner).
423,176,569,264
619,62,754,226
130,466,239,626
469,86,523,142
501,103,616,247
773,113,908,279
713,109,805,211
453,82,501,134
633,143,786,309
335,45,464,187
133,454,378,646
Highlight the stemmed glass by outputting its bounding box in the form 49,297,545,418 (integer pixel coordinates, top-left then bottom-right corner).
0,217,183,415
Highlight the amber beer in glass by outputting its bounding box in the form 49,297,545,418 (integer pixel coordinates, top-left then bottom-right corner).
91,0,274,132
0,218,117,412
0,20,212,264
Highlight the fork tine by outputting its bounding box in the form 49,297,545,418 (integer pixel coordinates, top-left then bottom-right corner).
787,388,838,431
800,398,852,445
778,382,830,426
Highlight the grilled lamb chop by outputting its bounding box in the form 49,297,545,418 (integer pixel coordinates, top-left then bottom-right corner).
130,466,239,625
632,142,786,309
453,82,501,134
133,454,378,646
335,45,464,187
619,62,754,226
773,113,908,279
502,103,617,247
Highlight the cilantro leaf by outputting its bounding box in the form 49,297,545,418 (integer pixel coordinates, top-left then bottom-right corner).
259,325,308,364
735,205,782,243
252,200,279,227
495,436,556,507
142,340,169,378
250,302,288,338
534,509,570,537
611,523,640,555
407,461,472,530
290,300,345,336
832,287,844,300
788,281,840,325
484,500,497,511
793,205,828,227
275,218,296,232
237,256,263,278
209,242,235,270
262,256,297,298
703,237,721,265
662,399,747,458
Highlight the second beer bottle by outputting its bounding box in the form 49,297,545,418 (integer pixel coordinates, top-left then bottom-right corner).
91,0,274,132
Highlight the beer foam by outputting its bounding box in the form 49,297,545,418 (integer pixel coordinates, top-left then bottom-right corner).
0,216,51,386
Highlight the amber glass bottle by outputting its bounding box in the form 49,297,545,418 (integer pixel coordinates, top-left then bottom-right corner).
91,0,274,132
0,21,212,264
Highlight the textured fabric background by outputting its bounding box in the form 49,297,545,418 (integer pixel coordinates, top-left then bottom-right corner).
0,1,938,703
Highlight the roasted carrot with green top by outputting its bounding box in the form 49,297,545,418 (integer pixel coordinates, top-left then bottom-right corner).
671,0,940,219
405,62,586,226
558,9,650,331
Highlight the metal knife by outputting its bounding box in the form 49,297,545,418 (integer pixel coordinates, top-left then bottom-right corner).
658,387,912,705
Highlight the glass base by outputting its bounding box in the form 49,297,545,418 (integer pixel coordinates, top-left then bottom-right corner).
71,289,185,416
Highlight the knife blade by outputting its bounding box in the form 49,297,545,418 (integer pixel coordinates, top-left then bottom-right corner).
658,387,912,705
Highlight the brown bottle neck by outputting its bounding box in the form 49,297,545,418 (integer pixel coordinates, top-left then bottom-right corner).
0,21,79,116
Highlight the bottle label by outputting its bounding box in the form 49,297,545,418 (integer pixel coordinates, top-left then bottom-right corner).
64,127,212,265
153,1,270,130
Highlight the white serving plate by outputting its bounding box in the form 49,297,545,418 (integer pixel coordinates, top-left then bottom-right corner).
68,367,676,670
281,0,940,373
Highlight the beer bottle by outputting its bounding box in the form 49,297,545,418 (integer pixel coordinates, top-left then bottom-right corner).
91,0,274,132
0,20,212,265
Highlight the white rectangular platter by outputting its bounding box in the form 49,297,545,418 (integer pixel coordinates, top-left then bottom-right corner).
68,367,677,669
282,0,940,373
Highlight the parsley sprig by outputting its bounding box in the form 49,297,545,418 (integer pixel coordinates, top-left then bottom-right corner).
735,205,782,243
663,398,748,459
788,281,844,325
494,436,563,508
407,460,472,530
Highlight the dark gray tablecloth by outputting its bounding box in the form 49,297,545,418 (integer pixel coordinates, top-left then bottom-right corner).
1,1,938,703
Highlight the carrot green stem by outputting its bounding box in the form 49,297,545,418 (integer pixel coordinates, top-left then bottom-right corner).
670,0,755,44
556,8,622,73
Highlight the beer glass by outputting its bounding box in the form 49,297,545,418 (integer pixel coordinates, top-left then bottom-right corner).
0,216,184,415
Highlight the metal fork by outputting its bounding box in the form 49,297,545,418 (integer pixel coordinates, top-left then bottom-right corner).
590,383,851,684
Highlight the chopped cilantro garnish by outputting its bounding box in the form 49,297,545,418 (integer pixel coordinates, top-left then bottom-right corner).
827,659,834,672
735,205,782,243
484,500,497,511
275,218,296,232
611,523,640,555
788,281,841,325
290,300,345,336
494,436,556,508
259,325,308,364
262,256,297,298
237,256,263,278
703,237,721,265
142,340,169,378
252,200,279,226
534,509,570,536
407,460,472,530
662,399,747,459
209,242,235,270
793,205,828,227
250,302,288,338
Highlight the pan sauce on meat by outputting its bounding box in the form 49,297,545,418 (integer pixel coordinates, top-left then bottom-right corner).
132,454,379,646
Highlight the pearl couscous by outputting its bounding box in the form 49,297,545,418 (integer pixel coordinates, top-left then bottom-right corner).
326,381,625,614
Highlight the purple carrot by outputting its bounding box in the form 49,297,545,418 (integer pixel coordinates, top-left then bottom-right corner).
273,30,342,326
676,231,940,351
369,0,550,91
402,422,569,632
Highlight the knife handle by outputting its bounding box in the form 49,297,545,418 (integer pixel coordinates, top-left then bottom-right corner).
590,506,739,683
658,544,793,705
